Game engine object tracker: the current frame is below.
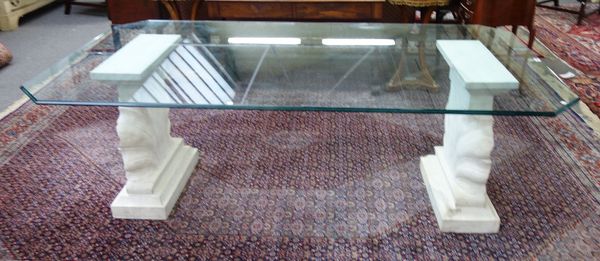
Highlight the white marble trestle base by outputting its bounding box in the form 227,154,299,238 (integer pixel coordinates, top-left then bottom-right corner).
88,35,201,219
110,107,199,220
89,34,520,233
111,138,198,220
419,40,519,233
421,147,500,233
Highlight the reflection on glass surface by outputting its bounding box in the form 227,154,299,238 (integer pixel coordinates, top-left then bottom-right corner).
228,37,302,45
322,38,396,46
21,20,579,116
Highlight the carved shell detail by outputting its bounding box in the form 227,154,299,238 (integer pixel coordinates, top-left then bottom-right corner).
116,107,173,181
453,130,493,188
117,108,159,178
444,115,494,200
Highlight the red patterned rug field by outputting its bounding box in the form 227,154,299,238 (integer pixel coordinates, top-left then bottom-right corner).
0,7,600,259
0,101,599,259
534,3,600,116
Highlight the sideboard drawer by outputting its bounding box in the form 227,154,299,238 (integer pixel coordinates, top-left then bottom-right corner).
212,3,293,19
294,3,378,20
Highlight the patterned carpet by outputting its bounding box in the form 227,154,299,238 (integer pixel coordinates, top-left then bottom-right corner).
0,101,599,259
535,3,600,116
0,6,600,260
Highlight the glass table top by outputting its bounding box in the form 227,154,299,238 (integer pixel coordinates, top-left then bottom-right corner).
21,20,579,116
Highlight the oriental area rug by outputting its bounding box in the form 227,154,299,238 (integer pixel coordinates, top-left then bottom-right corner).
534,3,600,116
0,102,599,259
1,6,600,259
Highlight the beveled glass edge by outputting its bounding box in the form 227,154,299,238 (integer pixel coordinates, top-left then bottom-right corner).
20,90,579,117
19,20,582,117
21,30,113,95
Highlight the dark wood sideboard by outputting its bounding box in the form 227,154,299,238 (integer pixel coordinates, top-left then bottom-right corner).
107,0,160,24
206,0,383,21
457,0,536,28
107,0,536,34
457,0,536,46
107,0,413,24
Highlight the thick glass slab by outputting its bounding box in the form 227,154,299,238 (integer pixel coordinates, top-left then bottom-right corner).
21,20,579,116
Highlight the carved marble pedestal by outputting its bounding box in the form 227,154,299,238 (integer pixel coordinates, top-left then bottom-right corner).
89,34,202,219
420,116,499,233
420,40,518,233
111,107,199,219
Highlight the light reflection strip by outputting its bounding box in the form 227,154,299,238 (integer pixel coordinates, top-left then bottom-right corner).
227,37,301,45
322,38,396,46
